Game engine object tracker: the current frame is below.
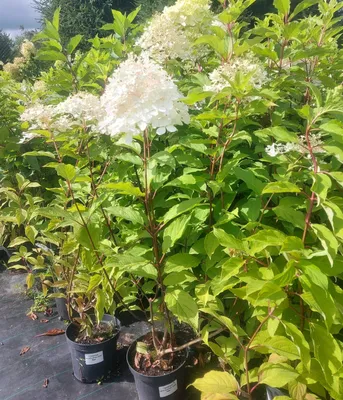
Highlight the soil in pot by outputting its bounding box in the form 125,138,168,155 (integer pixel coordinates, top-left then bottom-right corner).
66,314,121,383
127,331,188,400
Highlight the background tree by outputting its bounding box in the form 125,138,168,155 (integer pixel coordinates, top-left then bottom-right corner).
0,31,14,64
33,0,136,47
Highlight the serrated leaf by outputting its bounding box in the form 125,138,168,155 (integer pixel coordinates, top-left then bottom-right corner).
191,371,238,397
106,206,146,225
66,34,83,54
165,289,199,330
164,253,200,274
100,182,144,197
162,214,191,253
56,164,76,181
259,363,298,387
259,336,301,360
37,50,66,62
163,198,204,224
213,228,247,251
274,0,291,15
288,380,307,400
204,232,220,258
263,181,301,194
310,323,342,379
23,151,56,159
311,174,331,203
25,226,38,245
312,224,339,266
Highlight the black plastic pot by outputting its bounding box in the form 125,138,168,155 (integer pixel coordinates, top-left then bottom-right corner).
66,314,121,383
55,297,70,320
127,337,188,400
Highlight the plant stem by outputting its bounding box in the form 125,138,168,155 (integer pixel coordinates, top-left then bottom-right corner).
158,327,225,356
244,308,275,398
142,129,172,350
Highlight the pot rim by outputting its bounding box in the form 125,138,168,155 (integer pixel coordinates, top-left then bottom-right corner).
126,333,188,379
66,314,121,347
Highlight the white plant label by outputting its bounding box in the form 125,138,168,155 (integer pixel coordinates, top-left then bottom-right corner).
85,351,104,365
159,380,178,398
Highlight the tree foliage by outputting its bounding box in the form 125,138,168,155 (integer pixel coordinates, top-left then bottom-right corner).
33,0,136,46
0,30,14,63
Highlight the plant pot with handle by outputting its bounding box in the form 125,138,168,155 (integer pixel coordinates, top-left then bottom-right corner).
127,334,188,400
66,314,121,383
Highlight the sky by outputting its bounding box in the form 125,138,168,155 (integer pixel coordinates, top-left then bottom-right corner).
1,0,40,37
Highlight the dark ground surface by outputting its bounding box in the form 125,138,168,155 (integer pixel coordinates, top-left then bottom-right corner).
0,270,201,400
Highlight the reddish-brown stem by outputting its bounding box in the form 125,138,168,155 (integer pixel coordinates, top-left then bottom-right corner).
244,308,275,398
158,327,225,356
302,124,318,243
142,129,173,349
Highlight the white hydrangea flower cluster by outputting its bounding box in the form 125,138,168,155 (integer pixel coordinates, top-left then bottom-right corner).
20,103,70,132
3,41,36,78
20,92,101,140
20,40,36,59
33,80,47,93
204,53,269,95
98,54,190,142
54,92,101,126
137,0,213,62
265,133,325,157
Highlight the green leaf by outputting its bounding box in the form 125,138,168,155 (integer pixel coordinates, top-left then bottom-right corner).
283,321,311,371
25,226,38,245
100,182,144,197
8,237,29,247
37,50,66,62
274,0,291,14
281,237,304,252
127,5,141,23
52,7,60,30
263,181,301,194
200,308,245,337
136,341,148,355
259,363,299,387
310,323,342,379
191,371,238,396
311,174,331,203
320,120,343,140
246,229,286,254
312,224,339,266
240,198,261,222
165,289,199,330
95,289,105,323
273,205,305,229
330,172,343,188
164,253,200,274
213,228,247,251
323,141,343,163
23,151,56,159
106,206,146,225
66,34,83,54
56,164,76,181
290,0,318,19
88,275,102,292
109,254,157,279
163,198,204,224
288,380,307,400
204,232,220,258
259,336,301,360
233,167,265,195
162,214,191,253
26,273,35,290
299,262,335,329
163,271,196,286
255,127,298,143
